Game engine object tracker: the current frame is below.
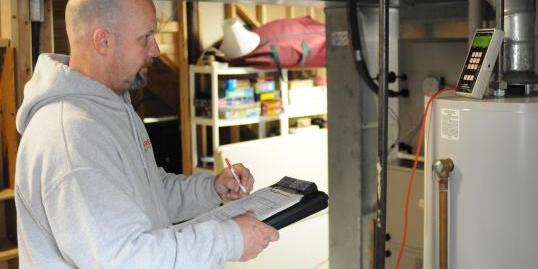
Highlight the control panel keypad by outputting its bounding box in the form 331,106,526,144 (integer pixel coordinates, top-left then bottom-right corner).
457,49,486,93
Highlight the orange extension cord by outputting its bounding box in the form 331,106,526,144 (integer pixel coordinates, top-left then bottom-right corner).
395,87,455,269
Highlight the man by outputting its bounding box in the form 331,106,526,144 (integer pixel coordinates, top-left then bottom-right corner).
14,0,279,268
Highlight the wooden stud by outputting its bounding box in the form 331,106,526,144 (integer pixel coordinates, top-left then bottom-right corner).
235,5,260,28
0,0,34,105
158,21,179,33
39,0,54,53
0,1,2,36
158,43,177,55
308,7,316,19
224,4,237,19
256,5,267,25
161,32,176,44
0,0,12,40
51,0,69,54
286,6,295,18
230,126,240,143
14,0,33,106
178,0,192,174
0,48,18,189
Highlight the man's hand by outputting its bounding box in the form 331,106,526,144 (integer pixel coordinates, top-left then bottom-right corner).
233,211,279,261
214,163,254,201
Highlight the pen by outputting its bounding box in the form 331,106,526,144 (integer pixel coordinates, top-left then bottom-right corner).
225,158,247,193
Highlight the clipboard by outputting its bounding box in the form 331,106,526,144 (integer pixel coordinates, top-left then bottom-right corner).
174,177,329,230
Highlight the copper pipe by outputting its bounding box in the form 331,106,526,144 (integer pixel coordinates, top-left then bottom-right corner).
434,159,454,269
438,177,448,269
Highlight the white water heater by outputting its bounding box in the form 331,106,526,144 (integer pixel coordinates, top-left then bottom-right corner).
424,95,538,269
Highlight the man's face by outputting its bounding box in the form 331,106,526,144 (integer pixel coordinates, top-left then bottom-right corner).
111,0,160,93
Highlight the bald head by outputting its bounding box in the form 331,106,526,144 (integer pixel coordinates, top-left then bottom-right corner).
66,0,159,94
65,0,124,49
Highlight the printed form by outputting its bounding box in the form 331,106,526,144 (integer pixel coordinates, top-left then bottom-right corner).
176,187,303,228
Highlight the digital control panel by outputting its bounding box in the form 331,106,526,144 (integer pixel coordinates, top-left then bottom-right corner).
456,29,503,99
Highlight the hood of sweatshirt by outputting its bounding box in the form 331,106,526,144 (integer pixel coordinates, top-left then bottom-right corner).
16,53,129,135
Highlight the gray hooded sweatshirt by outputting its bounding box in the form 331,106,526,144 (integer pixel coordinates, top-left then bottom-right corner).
15,54,243,269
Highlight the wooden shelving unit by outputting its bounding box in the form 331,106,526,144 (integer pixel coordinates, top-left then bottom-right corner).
190,63,327,173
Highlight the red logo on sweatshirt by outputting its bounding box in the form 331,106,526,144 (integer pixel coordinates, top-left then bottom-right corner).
143,138,152,152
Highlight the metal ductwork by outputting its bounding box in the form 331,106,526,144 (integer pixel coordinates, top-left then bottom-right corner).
503,0,538,85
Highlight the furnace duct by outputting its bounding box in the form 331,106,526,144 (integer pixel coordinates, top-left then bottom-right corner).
503,0,538,85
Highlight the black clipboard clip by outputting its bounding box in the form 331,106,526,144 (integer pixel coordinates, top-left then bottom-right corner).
263,177,329,230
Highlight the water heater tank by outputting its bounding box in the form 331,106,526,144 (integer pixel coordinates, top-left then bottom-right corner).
424,95,538,269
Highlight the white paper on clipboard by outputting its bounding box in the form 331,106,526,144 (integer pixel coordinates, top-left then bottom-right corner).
175,187,303,228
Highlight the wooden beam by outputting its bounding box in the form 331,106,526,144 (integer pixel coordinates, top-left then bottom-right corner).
256,5,267,25
230,126,240,143
51,0,69,54
1,0,33,105
0,48,18,191
157,21,179,33
39,0,54,53
308,7,316,19
286,6,295,18
0,0,12,40
224,4,236,19
0,1,2,36
178,0,192,174
235,5,260,28
13,0,33,106
158,43,177,55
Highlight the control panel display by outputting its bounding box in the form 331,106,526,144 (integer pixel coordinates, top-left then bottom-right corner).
456,29,503,99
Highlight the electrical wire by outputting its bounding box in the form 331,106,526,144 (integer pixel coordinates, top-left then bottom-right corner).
347,0,402,97
394,87,455,269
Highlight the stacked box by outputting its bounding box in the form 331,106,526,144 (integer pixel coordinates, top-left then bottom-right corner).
218,79,258,120
219,102,260,120
254,78,282,116
262,100,283,116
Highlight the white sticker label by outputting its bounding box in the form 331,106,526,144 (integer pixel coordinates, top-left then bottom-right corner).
441,108,460,141
331,31,350,47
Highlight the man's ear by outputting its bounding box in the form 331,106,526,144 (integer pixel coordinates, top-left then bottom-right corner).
93,28,113,55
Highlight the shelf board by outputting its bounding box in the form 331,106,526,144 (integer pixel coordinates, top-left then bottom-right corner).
218,117,260,127
259,115,283,122
0,239,17,262
191,64,276,75
193,116,282,127
286,108,327,118
0,189,14,201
